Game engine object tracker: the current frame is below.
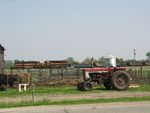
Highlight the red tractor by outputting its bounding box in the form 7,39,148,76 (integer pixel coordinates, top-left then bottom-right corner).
77,56,131,91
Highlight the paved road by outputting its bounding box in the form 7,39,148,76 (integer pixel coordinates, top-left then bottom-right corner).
0,102,150,113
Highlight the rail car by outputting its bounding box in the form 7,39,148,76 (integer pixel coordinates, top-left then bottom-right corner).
15,61,40,68
144,62,150,66
14,60,70,69
117,61,150,67
44,60,70,68
13,60,150,69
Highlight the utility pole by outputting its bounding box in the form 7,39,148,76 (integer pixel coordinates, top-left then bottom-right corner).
91,57,94,68
133,49,136,66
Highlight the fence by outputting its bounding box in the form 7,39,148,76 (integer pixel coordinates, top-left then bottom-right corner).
4,66,150,86
127,66,150,78
127,66,150,84
7,68,83,84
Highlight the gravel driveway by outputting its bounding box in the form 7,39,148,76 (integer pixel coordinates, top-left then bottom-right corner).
0,91,150,104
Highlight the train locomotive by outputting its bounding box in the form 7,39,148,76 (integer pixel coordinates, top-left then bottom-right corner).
14,60,70,69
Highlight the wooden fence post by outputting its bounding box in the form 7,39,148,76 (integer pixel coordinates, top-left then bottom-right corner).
28,69,34,104
62,68,64,80
49,68,52,81
141,66,143,77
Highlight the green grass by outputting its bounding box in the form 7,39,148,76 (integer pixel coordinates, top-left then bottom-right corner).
127,84,150,91
0,96,150,108
0,85,150,108
0,85,150,98
0,86,105,97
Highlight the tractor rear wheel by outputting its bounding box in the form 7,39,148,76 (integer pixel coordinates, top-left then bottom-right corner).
111,71,131,90
82,81,93,91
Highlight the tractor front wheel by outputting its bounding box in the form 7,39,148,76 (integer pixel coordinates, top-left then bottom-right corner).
77,81,93,91
83,81,93,91
111,71,131,90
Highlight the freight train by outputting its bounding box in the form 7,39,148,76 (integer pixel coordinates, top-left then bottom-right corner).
13,60,150,69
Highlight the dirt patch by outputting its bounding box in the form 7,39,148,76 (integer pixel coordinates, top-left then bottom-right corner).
0,91,150,104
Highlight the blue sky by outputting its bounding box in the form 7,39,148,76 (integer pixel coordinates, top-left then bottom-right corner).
0,0,150,61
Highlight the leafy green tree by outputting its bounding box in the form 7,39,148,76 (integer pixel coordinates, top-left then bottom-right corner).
146,52,150,61
116,58,124,63
126,59,135,62
82,58,91,64
82,57,96,64
97,56,105,63
14,59,20,63
4,60,14,69
65,57,79,64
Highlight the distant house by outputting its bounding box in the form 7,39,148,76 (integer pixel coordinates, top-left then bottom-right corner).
0,44,5,74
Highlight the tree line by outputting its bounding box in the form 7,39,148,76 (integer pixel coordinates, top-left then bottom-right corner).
4,52,150,69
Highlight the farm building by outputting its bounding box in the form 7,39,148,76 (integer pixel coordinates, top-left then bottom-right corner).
0,44,5,74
